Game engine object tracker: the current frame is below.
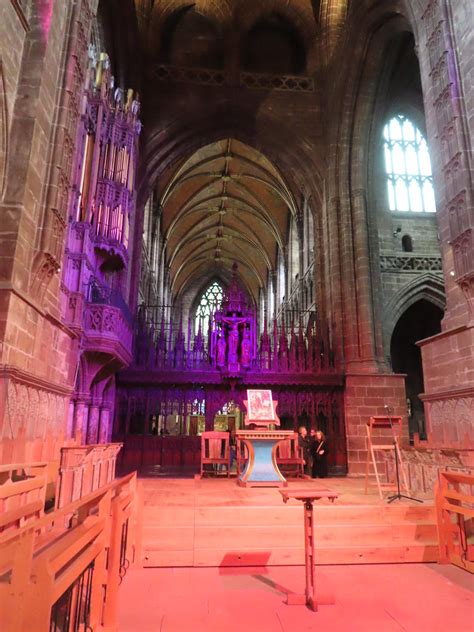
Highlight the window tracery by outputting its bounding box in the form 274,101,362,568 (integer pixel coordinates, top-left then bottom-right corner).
195,281,223,334
383,115,435,213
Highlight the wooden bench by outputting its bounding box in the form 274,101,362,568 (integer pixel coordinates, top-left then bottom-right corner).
0,472,142,631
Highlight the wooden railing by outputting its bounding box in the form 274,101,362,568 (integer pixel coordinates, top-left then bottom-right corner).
435,470,474,573
0,462,48,533
0,471,143,631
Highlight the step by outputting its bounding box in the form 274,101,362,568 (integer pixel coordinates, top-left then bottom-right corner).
143,504,436,527
142,543,439,567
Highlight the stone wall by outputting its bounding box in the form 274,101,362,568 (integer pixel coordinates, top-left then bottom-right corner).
1,0,472,473
0,0,98,464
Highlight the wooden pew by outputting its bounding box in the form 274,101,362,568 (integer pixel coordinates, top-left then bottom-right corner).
0,462,48,533
0,471,143,631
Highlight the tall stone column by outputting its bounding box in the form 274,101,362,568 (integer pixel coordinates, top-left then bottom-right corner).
333,191,408,475
415,1,474,447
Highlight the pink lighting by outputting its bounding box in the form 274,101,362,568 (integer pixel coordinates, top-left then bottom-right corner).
39,0,53,40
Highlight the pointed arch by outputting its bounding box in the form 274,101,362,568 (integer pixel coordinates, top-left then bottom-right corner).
382,273,446,349
193,279,224,334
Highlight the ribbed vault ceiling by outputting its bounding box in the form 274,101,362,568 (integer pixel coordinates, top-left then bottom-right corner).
159,139,297,300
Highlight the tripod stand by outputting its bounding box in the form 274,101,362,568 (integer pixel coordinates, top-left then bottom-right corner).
386,408,422,504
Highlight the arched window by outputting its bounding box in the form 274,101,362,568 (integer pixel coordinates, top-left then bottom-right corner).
194,281,223,334
383,115,435,213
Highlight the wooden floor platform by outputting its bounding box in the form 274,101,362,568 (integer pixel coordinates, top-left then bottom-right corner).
141,476,439,567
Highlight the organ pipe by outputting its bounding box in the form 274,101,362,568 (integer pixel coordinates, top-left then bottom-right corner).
70,51,141,256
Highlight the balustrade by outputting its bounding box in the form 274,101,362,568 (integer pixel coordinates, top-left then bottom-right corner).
84,302,133,362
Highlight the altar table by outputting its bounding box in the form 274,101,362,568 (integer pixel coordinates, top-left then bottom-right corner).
236,430,294,487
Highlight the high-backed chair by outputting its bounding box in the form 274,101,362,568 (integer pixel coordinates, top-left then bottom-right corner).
276,433,304,478
200,431,231,478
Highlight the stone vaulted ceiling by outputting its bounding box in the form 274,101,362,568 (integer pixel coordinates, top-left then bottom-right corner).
158,139,298,301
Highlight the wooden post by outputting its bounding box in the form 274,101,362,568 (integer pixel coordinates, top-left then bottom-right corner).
1,529,35,630
134,479,144,568
102,496,122,629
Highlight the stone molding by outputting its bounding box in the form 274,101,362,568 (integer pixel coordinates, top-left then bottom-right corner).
153,63,315,93
0,365,73,397
380,254,443,272
0,375,71,463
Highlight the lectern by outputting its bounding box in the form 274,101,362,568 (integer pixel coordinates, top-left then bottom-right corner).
280,488,338,611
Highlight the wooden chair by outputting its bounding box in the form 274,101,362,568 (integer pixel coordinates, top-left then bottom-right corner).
200,431,231,478
276,433,304,478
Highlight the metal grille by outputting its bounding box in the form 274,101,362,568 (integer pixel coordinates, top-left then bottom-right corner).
119,518,130,583
49,560,94,632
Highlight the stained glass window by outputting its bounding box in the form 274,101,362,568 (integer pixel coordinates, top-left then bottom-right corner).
383,115,436,213
195,281,223,334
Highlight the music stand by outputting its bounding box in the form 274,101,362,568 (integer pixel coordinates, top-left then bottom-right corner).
385,407,422,504
364,413,410,500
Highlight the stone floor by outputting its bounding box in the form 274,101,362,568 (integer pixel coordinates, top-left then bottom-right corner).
117,563,474,631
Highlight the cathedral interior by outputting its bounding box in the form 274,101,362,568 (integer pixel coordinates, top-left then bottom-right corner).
0,1,473,630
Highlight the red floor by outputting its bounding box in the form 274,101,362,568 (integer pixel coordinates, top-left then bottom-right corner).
117,563,473,631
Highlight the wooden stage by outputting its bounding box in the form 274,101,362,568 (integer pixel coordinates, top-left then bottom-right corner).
140,475,439,568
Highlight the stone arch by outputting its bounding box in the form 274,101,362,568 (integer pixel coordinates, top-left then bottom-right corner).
149,1,233,58
389,293,444,437
237,0,317,73
382,273,446,351
240,12,307,75
325,1,427,367
318,0,348,66
158,5,225,68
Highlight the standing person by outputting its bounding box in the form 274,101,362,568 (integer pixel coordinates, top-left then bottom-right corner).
298,426,313,477
312,430,328,478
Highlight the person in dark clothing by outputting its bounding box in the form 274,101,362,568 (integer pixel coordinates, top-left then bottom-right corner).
312,430,328,478
298,426,313,477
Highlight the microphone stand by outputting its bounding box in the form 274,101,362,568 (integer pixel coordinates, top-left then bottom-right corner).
385,406,422,504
